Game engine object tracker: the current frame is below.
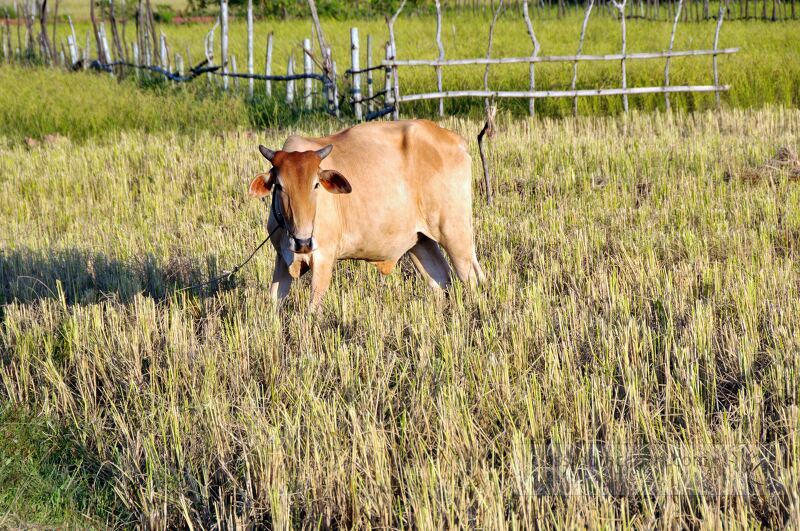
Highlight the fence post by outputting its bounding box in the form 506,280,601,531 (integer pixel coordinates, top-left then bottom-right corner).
265,32,273,97
387,1,405,120
160,31,168,71
232,55,238,90
611,0,628,113
247,0,254,98
523,0,541,116
434,0,445,117
132,42,139,79
713,1,726,107
83,30,90,70
664,0,683,111
350,27,362,120
176,52,183,78
220,0,228,90
331,48,340,117
286,54,294,104
571,0,593,116
384,42,393,110
303,38,312,110
366,34,373,114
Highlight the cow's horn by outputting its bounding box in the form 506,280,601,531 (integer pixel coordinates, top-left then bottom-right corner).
316,145,333,160
259,145,276,162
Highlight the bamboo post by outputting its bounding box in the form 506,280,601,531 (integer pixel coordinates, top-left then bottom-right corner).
83,30,89,69
350,27,362,120
330,47,340,117
303,37,313,110
384,42,393,110
89,0,103,63
232,54,238,89
175,51,183,77
522,0,541,116
220,0,228,90
132,42,139,78
286,55,294,104
571,0,594,116
265,32,273,97
366,34,373,113
434,0,445,117
664,0,683,111
247,0,253,98
100,23,112,68
387,0,405,120
713,1,726,107
484,0,504,112
611,0,628,112
159,31,167,70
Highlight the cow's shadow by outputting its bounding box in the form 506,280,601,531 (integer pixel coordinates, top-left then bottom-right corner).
1,247,239,306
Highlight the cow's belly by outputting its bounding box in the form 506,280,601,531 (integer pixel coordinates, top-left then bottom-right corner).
337,223,421,262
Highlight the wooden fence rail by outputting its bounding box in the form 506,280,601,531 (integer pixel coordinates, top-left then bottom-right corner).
349,0,739,120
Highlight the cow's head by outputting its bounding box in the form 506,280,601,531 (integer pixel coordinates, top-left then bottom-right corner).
249,144,351,254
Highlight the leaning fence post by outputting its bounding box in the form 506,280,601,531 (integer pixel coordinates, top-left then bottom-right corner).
522,0,541,116
246,0,254,98
571,0,593,116
366,34,373,113
265,32,273,97
484,0,504,112
713,1,726,107
611,0,628,113
220,0,229,90
387,0,405,120
303,38,312,110
350,27,362,120
664,0,683,111
286,54,294,104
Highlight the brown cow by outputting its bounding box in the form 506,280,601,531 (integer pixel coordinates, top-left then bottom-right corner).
249,119,484,310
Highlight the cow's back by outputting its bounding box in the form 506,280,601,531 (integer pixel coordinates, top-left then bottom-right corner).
283,119,471,202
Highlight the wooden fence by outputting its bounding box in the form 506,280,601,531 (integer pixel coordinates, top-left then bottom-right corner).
1,0,740,122
345,0,739,120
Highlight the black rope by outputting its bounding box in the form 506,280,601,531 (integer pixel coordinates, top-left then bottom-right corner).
365,106,394,121
175,197,284,294
344,64,388,75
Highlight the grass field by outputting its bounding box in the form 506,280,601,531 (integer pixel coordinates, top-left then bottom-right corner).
36,12,800,119
2,105,799,527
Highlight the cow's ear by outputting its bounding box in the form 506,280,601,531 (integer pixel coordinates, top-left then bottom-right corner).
249,171,274,198
319,170,352,194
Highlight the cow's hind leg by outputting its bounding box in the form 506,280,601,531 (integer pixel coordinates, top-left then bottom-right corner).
270,255,293,302
408,234,452,290
439,225,482,286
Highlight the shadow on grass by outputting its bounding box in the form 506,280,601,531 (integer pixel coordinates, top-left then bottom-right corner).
0,247,241,306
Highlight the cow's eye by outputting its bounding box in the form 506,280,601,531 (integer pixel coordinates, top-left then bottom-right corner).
314,182,320,190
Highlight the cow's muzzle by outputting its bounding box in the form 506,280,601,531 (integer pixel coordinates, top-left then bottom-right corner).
291,236,316,254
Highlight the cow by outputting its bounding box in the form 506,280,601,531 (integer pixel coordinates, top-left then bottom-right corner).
248,119,484,311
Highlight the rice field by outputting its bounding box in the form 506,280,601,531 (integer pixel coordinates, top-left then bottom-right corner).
1,105,799,527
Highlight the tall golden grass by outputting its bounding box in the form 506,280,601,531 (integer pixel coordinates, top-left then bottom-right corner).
2,107,799,526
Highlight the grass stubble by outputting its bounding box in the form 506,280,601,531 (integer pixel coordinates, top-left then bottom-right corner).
1,106,799,527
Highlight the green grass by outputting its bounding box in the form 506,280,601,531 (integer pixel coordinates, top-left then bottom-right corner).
1,107,799,526
0,406,125,527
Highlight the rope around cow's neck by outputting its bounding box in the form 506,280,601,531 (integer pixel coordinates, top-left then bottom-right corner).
175,196,281,294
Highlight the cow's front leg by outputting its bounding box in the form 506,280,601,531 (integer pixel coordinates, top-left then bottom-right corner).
309,253,334,313
270,255,293,303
